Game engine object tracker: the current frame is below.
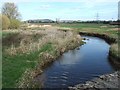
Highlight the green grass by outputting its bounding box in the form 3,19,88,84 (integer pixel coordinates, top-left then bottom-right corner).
57,23,118,38
57,23,119,59
58,23,104,29
2,32,19,39
2,43,53,88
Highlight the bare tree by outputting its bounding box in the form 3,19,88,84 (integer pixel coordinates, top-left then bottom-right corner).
2,2,21,20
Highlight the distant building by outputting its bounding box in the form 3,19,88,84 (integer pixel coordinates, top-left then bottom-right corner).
27,19,54,23
76,20,82,23
59,20,76,23
60,20,80,23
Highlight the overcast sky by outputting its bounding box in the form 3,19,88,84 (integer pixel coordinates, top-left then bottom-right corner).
0,0,119,21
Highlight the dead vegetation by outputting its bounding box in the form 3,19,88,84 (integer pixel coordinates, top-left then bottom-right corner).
3,27,82,88
4,28,81,56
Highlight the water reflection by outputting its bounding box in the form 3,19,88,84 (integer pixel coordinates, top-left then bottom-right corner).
34,36,119,88
108,56,120,70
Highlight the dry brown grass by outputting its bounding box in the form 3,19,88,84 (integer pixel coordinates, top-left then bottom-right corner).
4,28,82,56
3,28,82,88
110,44,118,57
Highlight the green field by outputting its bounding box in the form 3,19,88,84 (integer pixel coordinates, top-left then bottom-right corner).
57,23,118,38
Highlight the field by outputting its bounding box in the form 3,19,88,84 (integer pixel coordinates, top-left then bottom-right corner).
57,23,118,38
2,23,119,88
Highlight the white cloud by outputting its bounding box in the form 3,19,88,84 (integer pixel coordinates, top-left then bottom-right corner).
0,0,119,3
0,0,118,21
38,4,50,10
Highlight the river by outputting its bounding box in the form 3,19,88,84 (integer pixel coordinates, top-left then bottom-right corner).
34,36,118,88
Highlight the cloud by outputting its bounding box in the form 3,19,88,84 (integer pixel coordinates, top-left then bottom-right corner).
38,4,50,10
0,0,119,3
0,0,118,21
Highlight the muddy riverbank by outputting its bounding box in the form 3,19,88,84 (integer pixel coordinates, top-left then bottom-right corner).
79,32,119,62
67,32,119,89
69,71,120,89
79,32,117,44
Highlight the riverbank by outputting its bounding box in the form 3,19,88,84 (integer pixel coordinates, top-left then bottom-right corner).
70,32,119,89
69,71,120,89
79,32,119,60
79,32,116,44
33,35,116,88
57,23,119,89
57,23,119,62
2,28,83,88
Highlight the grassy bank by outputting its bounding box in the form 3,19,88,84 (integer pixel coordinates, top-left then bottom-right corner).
2,28,83,88
3,43,53,87
57,23,119,59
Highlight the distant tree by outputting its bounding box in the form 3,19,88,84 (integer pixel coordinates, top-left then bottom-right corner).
2,2,21,20
2,2,21,29
0,14,10,30
9,19,21,29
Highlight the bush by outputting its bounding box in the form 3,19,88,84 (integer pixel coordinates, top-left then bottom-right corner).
9,19,21,29
0,15,10,30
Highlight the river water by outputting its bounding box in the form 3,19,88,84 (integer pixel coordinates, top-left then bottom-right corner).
34,36,117,88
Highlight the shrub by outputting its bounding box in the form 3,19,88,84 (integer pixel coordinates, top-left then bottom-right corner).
0,14,10,30
110,44,119,58
9,19,21,29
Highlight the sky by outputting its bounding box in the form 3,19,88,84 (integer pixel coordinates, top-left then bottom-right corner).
0,0,119,21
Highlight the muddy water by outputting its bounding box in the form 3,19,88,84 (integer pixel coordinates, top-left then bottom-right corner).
34,36,117,88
